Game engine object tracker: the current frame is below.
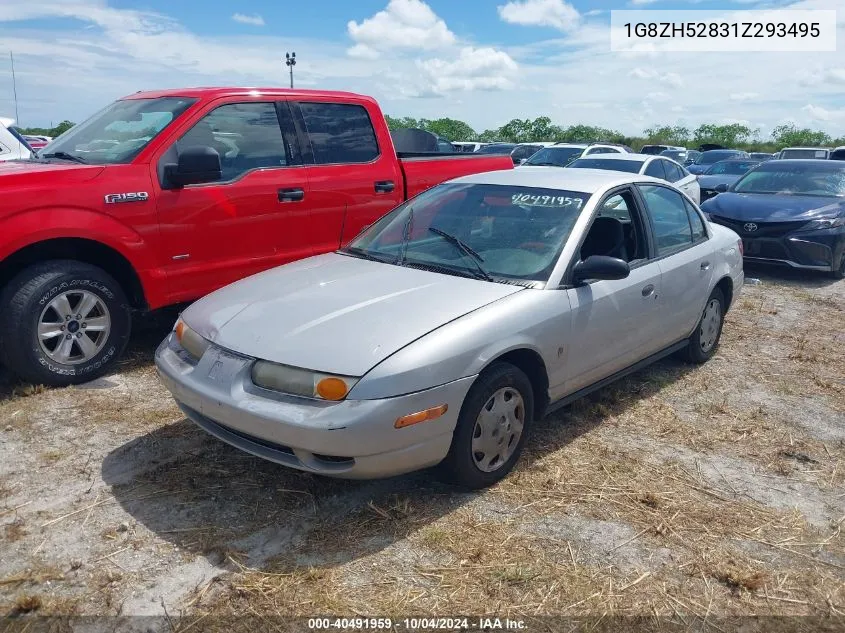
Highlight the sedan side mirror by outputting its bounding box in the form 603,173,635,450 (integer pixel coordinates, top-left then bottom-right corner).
714,183,729,193
572,256,630,284
163,146,222,188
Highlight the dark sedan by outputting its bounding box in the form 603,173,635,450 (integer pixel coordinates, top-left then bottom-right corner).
687,149,749,175
702,160,845,278
698,159,761,202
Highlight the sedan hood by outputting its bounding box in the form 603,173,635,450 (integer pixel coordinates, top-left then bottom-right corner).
697,174,741,189
183,253,524,376
701,192,845,221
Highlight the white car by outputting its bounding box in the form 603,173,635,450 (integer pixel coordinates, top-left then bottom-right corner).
566,153,701,204
519,143,631,169
0,117,33,161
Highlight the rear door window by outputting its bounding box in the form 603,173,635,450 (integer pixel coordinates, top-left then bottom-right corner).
644,159,667,180
298,102,379,165
639,184,694,255
663,160,684,182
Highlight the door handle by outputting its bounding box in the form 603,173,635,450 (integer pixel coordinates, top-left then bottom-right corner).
374,180,395,193
700,261,711,271
278,188,304,202
641,284,655,297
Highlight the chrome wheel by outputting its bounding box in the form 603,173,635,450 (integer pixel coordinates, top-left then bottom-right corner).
699,297,722,352
38,290,111,365
471,387,525,473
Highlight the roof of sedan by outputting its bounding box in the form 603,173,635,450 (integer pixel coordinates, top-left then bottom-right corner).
573,153,651,162
453,166,663,193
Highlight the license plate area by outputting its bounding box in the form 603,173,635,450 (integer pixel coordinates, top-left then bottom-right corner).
742,239,761,255
204,347,250,384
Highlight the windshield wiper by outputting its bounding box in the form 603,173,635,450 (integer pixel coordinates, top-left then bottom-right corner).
397,207,414,266
41,151,87,164
527,161,560,167
339,246,392,263
428,227,494,281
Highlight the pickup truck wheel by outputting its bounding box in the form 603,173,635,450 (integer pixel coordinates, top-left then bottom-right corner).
682,287,725,364
439,362,533,490
0,261,132,386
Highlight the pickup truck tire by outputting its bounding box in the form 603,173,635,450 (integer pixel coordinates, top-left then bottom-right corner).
682,287,725,364
438,362,533,490
0,261,132,386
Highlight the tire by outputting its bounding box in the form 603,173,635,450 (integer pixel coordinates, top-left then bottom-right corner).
0,261,132,386
682,287,725,364
439,362,534,489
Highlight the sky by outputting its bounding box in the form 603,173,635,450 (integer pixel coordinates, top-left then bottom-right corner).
0,0,843,137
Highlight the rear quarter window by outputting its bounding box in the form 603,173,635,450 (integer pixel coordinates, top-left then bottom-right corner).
299,102,379,165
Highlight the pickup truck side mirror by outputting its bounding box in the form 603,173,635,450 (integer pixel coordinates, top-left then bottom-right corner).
714,183,729,193
572,256,630,284
163,146,222,188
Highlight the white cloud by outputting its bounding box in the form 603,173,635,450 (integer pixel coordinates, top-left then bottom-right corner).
628,67,684,88
801,104,845,122
730,92,759,101
346,0,455,59
497,0,580,32
416,47,519,95
231,13,265,26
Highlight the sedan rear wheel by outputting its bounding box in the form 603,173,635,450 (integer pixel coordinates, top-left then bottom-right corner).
683,287,725,364
439,362,534,489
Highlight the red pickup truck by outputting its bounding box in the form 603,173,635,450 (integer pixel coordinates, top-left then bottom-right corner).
0,88,512,386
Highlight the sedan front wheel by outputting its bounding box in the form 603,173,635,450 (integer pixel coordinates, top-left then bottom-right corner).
439,362,534,489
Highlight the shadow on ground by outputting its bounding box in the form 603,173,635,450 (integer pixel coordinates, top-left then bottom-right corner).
101,357,696,573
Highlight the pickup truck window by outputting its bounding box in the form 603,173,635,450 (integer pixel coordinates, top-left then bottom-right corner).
178,103,289,182
298,102,379,165
42,97,196,165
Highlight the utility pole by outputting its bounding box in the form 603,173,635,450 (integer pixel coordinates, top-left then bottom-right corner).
285,52,296,89
10,51,19,125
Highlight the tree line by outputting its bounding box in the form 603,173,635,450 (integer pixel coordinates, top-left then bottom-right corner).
17,120,75,138
385,116,844,153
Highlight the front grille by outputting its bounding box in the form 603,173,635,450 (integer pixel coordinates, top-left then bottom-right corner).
709,216,808,238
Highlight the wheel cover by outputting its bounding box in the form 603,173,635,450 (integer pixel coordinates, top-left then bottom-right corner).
471,387,525,473
37,290,111,365
699,297,722,352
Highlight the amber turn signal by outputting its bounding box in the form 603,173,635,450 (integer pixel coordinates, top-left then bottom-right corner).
174,319,186,342
395,404,449,429
315,377,350,401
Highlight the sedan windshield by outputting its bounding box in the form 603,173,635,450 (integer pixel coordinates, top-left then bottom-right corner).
524,147,583,167
567,158,643,173
705,161,759,175
344,183,589,282
733,162,845,197
42,97,196,165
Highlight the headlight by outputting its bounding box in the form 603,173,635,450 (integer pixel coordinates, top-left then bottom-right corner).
174,318,210,360
800,216,845,231
251,361,359,401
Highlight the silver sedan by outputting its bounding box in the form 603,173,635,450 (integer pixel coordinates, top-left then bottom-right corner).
155,168,744,489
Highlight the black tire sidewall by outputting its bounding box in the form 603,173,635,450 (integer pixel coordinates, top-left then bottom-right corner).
441,362,534,489
687,287,725,363
2,264,132,385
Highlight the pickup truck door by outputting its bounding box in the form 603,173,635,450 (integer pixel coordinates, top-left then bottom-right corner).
556,188,664,396
290,100,403,251
153,99,313,303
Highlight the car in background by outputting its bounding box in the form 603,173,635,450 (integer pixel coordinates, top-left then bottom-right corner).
521,143,632,169
641,144,684,156
453,142,489,153
703,159,845,279
749,152,774,161
683,150,701,166
697,159,761,202
777,147,830,160
156,167,743,488
660,148,690,164
687,149,750,175
476,143,518,156
831,146,845,161
22,135,49,150
0,118,33,161
511,142,556,165
566,153,700,203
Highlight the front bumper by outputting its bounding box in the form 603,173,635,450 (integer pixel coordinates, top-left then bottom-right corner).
710,218,845,272
154,335,475,479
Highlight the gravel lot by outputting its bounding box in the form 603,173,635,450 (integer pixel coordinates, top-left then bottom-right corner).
1,267,843,631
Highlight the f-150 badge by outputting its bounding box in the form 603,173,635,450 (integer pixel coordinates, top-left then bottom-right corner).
104,192,149,204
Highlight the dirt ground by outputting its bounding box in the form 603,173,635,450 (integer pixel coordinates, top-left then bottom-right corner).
1,266,843,631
